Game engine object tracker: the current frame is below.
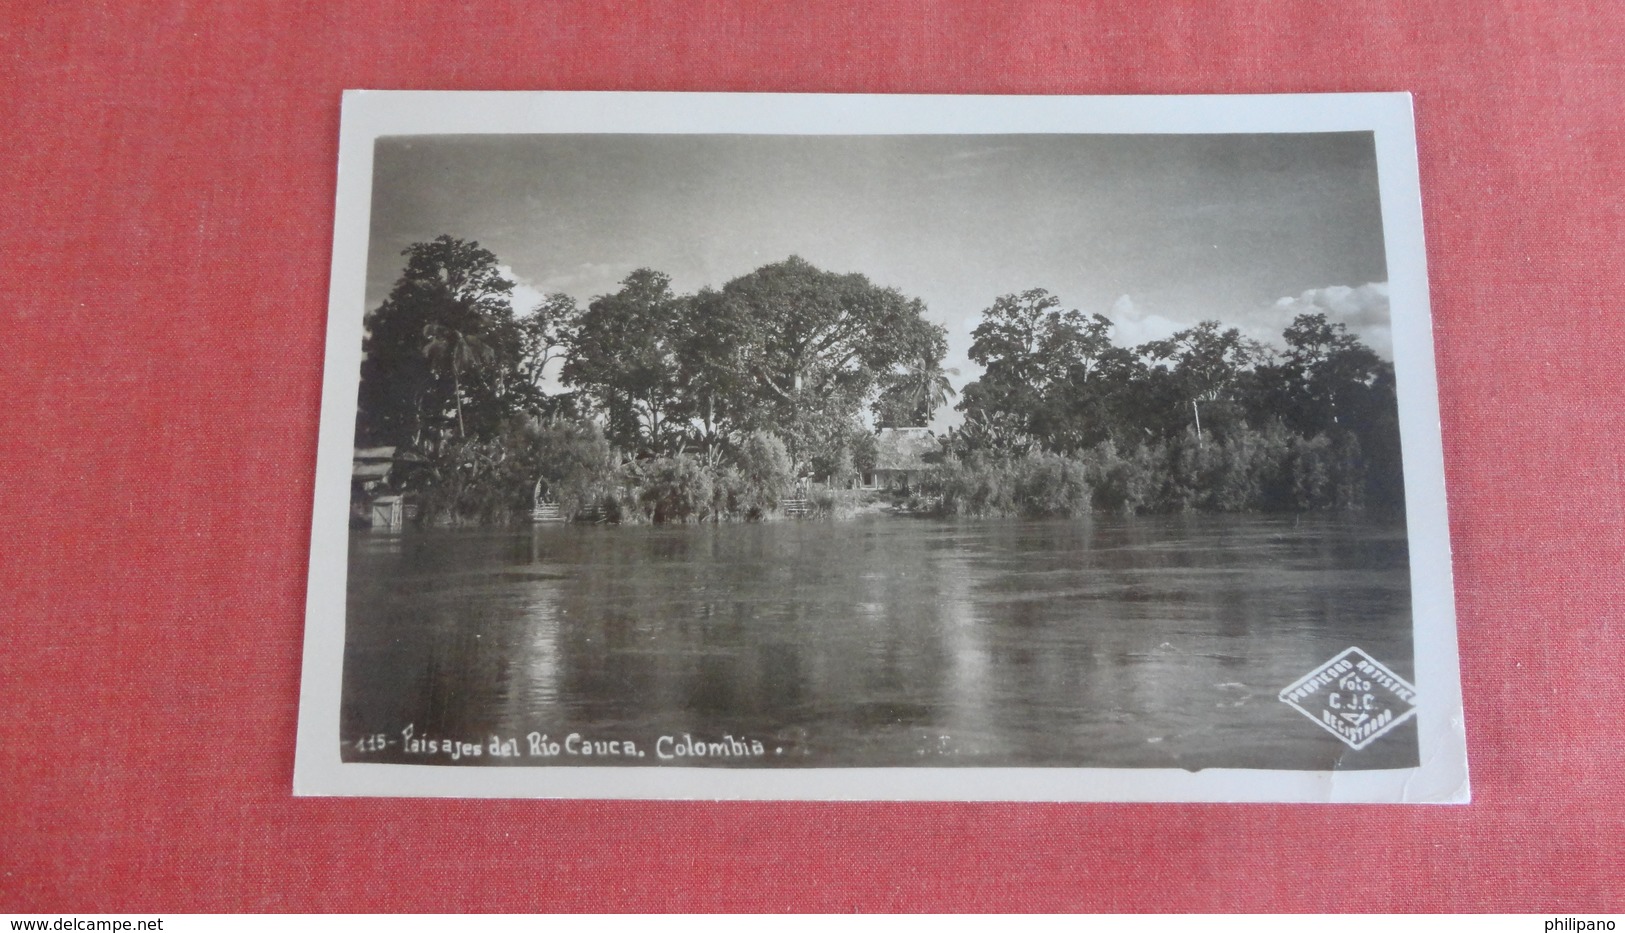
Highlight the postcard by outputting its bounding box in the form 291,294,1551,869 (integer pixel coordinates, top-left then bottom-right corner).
295,91,1467,801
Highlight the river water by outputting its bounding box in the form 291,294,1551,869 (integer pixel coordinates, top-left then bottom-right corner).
341,514,1418,770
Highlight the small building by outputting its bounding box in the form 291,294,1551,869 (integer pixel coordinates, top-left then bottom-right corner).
864,427,939,492
352,446,420,530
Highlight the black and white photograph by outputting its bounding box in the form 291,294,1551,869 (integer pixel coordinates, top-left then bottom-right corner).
296,92,1466,801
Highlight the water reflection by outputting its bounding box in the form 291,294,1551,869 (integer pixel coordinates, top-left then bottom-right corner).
342,514,1417,769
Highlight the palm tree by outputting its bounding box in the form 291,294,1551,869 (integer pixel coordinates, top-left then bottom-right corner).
423,322,494,438
902,355,958,423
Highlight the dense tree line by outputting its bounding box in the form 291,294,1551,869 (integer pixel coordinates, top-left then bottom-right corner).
356,238,942,523
355,236,1403,524
946,288,1403,515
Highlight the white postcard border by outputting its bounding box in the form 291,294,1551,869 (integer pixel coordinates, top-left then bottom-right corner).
296,91,1467,802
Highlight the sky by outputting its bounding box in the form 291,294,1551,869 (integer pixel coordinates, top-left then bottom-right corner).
366,132,1391,428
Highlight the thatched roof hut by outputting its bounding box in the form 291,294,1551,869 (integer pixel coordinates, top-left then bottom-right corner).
869,427,938,490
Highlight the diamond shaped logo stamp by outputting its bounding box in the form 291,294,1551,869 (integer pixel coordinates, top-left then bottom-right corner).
1279,647,1418,750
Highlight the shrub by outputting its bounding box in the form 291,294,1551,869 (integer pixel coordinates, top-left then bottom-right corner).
1330,431,1367,511
1016,451,1092,517
1085,440,1157,514
933,451,1014,517
529,418,619,519
1284,435,1331,510
1155,431,1210,512
931,450,1090,518
634,454,716,523
809,487,872,519
734,430,793,517
417,424,543,525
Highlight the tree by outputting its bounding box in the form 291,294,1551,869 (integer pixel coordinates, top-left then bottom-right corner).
1140,321,1261,404
717,256,944,473
733,429,793,515
874,338,957,429
562,269,687,455
959,289,1119,451
948,409,1034,457
560,258,942,476
721,258,941,401
357,236,519,448
528,418,618,519
422,322,495,438
517,293,578,392
675,287,756,449
1274,313,1384,436
1032,309,1118,449
1139,321,1266,443
1258,313,1401,511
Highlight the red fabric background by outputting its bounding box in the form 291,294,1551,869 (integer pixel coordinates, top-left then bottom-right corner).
2,0,1621,912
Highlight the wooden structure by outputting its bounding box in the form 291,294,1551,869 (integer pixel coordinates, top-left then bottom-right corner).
352,447,418,530
370,494,405,530
865,427,939,491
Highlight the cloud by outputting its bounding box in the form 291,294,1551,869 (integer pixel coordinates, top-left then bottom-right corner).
1270,282,1391,359
499,261,646,313
497,264,547,315
1106,294,1186,349
535,262,634,299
